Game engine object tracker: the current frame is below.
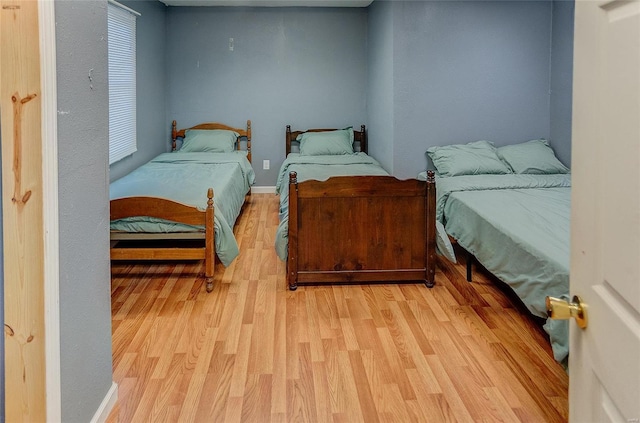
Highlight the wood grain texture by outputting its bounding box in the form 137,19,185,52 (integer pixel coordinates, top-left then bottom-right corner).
110,182,216,292
1,1,47,421
287,173,435,290
108,194,568,423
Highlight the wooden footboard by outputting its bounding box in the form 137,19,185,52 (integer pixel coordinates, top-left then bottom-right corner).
287,171,436,290
110,188,216,292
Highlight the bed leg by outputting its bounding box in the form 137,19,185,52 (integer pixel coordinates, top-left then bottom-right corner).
288,282,298,291
425,280,435,288
205,188,215,293
206,278,214,293
466,251,473,282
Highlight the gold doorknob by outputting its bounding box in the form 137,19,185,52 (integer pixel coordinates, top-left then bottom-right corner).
545,295,588,329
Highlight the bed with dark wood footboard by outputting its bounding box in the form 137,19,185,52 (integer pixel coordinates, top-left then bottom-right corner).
275,125,436,290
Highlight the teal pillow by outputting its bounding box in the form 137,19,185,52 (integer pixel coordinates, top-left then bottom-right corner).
179,129,238,153
497,139,570,174
297,127,354,156
427,140,511,177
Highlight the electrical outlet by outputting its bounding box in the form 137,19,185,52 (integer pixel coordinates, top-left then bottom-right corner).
229,38,234,51
263,159,270,170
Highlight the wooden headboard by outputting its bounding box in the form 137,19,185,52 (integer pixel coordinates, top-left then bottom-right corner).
171,119,252,162
285,125,367,156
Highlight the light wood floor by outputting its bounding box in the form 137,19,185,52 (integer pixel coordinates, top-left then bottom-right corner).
107,193,568,423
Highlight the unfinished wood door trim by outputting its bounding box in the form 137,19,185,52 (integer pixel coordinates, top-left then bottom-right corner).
2,0,61,420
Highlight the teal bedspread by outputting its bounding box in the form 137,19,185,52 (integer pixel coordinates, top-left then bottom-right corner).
110,151,255,267
435,173,571,363
274,153,389,261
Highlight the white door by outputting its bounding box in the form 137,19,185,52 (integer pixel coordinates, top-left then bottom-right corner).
570,0,640,421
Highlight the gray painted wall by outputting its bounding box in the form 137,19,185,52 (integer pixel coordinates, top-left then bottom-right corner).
110,0,169,182
366,0,394,172
56,1,114,421
392,1,554,179
550,0,574,167
166,7,368,185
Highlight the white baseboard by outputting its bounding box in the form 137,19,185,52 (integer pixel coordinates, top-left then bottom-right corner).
251,186,276,194
90,382,118,423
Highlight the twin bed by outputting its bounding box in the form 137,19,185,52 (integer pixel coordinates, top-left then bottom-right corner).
422,139,571,364
275,125,437,291
110,120,255,292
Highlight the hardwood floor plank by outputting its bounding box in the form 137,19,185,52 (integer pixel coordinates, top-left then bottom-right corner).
405,372,450,421
228,324,253,397
151,301,194,379
310,361,332,423
240,374,272,422
271,292,288,416
379,383,412,423
348,350,381,423
108,194,568,422
305,289,326,362
376,327,417,401
176,373,207,423
424,355,475,423
287,343,318,422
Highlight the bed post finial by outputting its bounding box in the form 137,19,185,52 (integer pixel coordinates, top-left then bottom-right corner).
207,188,214,206
286,125,293,156
426,170,435,183
289,171,297,184
171,120,177,151
246,120,252,162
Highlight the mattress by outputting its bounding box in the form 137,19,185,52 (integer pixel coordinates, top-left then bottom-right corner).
110,151,255,266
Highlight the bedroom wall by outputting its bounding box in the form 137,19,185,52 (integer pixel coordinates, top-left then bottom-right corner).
110,0,169,182
166,7,368,185
366,0,394,172
55,1,114,421
389,1,554,179
550,0,574,167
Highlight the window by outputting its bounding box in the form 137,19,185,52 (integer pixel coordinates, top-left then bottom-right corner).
107,1,138,164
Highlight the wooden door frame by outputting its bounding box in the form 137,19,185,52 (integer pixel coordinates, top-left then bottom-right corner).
39,1,61,419
2,0,61,420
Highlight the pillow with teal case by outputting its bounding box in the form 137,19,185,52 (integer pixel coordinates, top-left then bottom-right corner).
179,129,239,153
297,127,354,156
497,139,570,174
426,140,511,177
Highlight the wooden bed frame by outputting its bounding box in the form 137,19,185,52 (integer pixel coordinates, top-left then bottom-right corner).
110,120,252,293
284,125,437,290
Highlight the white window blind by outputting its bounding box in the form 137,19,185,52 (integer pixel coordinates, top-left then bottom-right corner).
108,1,138,164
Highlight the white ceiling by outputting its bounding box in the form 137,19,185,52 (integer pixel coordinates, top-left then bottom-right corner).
159,0,373,7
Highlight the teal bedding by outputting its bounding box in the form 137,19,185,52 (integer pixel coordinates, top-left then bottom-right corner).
274,153,389,261
110,151,255,267
435,173,571,364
